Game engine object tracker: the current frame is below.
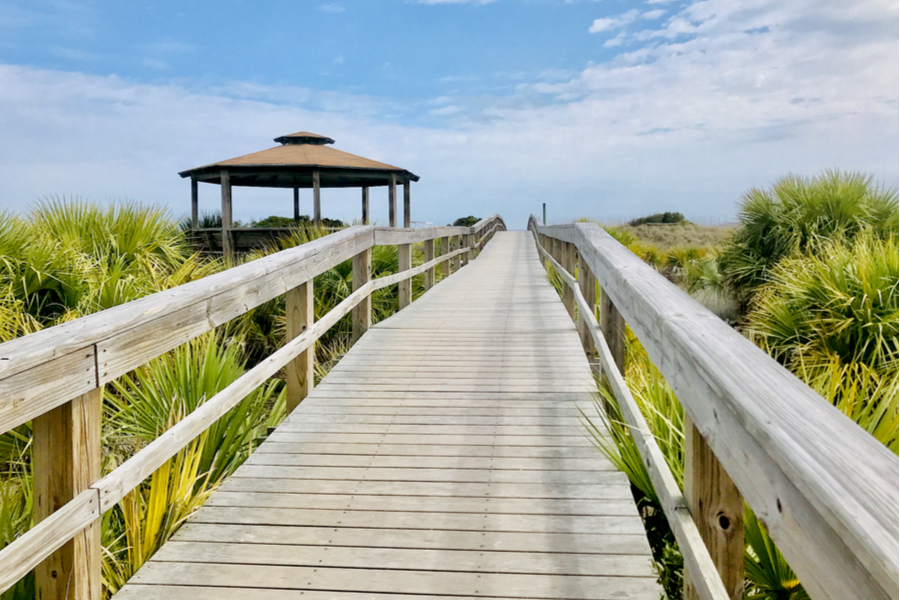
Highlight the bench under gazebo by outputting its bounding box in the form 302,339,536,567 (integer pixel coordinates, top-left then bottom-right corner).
179,131,419,257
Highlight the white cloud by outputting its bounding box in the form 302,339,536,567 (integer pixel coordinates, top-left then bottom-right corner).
141,58,168,70
319,4,345,12
416,0,496,4
589,10,639,33
642,9,666,19
0,0,896,226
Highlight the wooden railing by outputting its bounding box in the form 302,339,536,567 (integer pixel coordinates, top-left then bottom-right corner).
527,215,898,600
0,215,506,599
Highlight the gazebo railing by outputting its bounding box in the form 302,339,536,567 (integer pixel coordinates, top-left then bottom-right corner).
0,215,506,600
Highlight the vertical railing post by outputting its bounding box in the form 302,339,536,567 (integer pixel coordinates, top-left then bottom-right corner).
33,389,102,600
285,279,314,413
220,169,232,261
452,234,462,271
561,242,576,319
463,232,473,265
190,175,199,230
424,238,435,291
441,236,450,279
684,416,745,600
578,253,598,372
352,248,371,343
398,243,412,309
388,173,397,228
600,289,626,374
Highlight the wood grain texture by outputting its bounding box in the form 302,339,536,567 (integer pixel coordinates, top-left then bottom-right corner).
441,236,450,278
285,281,314,414
115,232,660,600
32,389,102,600
684,416,745,600
397,243,412,309
529,215,899,600
352,248,371,343
423,238,435,290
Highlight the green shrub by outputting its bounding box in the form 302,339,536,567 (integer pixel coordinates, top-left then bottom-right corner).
628,212,686,226
745,233,898,379
719,171,898,308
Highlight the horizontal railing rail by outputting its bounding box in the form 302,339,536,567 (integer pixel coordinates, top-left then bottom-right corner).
0,215,506,599
527,214,898,600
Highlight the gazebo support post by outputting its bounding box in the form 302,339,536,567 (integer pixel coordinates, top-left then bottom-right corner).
361,187,369,225
190,175,199,229
293,187,300,225
388,173,397,228
220,169,233,260
313,169,321,226
403,181,411,228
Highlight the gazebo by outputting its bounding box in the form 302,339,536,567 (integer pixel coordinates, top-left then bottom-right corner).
179,132,419,257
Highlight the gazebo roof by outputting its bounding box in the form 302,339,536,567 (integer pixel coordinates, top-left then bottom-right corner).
179,132,419,188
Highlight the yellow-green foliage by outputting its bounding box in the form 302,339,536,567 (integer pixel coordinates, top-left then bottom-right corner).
719,170,898,308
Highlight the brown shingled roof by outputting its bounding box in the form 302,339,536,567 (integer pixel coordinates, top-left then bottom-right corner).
179,132,418,188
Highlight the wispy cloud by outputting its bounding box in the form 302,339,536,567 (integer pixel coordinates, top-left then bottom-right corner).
588,9,639,33
319,4,345,12
415,0,497,4
141,58,168,70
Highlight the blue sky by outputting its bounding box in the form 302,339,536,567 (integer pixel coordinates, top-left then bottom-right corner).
1,0,897,228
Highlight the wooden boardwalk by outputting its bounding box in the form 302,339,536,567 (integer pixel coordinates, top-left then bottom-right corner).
117,232,660,600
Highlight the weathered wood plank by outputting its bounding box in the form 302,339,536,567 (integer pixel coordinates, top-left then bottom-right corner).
128,562,660,599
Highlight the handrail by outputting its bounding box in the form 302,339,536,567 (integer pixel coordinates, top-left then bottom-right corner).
0,221,502,434
527,214,898,600
0,216,506,597
534,241,729,600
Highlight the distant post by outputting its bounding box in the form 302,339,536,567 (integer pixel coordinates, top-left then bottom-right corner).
403,181,411,228
542,202,546,224
388,173,397,227
312,169,321,226
293,187,300,225
190,175,199,229
361,187,369,225
220,169,233,260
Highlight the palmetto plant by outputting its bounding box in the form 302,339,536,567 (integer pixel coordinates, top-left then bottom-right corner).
106,333,285,483
719,170,898,309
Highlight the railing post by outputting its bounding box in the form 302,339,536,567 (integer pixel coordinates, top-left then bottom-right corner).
285,280,314,413
424,238,435,290
463,233,473,265
452,235,462,271
352,248,371,343
600,288,626,374
577,253,598,372
220,169,233,261
33,389,102,600
398,243,412,309
441,236,450,279
561,242,576,319
684,415,745,600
